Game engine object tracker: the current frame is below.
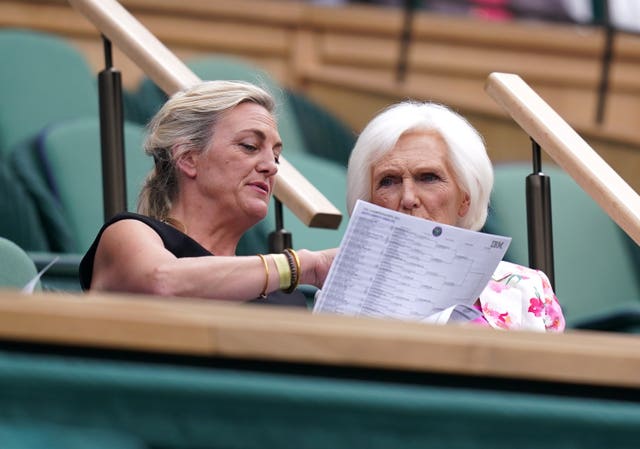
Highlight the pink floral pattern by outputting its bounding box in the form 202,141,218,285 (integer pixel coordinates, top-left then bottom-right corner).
475,261,565,332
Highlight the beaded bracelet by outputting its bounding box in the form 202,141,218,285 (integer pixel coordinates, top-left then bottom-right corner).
282,249,300,294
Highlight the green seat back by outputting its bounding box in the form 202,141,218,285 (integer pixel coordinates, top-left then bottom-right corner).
0,160,50,252
10,136,77,254
132,55,309,156
0,28,98,159
285,89,356,167
0,237,39,291
37,117,152,253
483,162,640,327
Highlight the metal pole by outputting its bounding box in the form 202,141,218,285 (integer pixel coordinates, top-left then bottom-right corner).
595,0,613,125
268,198,293,252
98,35,127,221
525,139,555,288
396,0,417,83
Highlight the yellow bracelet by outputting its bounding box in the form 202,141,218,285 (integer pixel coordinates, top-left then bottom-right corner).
257,254,269,299
272,253,291,290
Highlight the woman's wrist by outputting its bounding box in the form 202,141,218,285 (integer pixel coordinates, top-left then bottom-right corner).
295,249,315,286
258,250,303,295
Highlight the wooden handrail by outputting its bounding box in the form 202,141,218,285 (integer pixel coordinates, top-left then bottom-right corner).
485,72,640,246
67,0,342,229
0,289,639,388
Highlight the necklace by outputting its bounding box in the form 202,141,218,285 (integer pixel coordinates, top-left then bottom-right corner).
162,217,187,234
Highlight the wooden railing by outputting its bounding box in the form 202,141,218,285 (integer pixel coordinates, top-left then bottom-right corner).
486,72,640,247
0,289,638,390
67,0,342,229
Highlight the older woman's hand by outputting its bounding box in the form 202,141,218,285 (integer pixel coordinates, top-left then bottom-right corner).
298,248,338,288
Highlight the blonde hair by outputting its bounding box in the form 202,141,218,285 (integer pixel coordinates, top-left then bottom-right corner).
347,101,493,231
137,80,276,219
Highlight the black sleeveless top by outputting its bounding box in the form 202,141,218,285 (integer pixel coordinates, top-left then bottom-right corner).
79,212,306,307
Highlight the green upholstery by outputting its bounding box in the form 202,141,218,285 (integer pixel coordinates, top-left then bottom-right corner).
0,160,50,252
285,89,356,167
237,152,348,257
277,152,349,250
0,28,98,159
121,88,149,127
35,117,152,254
1,349,640,449
0,237,39,291
0,423,143,449
483,162,640,328
10,137,76,253
132,55,308,156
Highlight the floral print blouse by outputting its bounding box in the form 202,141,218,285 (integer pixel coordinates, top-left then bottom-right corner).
472,260,565,332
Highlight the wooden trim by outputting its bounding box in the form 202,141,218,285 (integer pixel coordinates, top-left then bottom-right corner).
412,12,604,55
0,2,97,37
120,0,306,25
0,290,639,389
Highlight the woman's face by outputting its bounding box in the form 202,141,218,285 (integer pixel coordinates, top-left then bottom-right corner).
370,130,469,226
193,102,282,225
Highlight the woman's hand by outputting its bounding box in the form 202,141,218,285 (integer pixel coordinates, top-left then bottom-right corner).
298,247,338,288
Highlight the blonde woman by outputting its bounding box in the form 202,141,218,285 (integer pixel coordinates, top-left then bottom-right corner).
80,81,336,305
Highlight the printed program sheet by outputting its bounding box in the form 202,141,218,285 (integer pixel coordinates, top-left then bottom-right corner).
313,200,511,323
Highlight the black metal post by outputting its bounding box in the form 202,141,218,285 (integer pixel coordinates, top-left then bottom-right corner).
595,0,613,125
268,198,292,253
396,0,417,83
98,35,127,221
525,139,555,289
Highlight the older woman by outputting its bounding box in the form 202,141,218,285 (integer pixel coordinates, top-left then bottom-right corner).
79,80,335,304
347,101,565,331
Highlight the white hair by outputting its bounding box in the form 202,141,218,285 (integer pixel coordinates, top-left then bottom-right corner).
346,101,493,231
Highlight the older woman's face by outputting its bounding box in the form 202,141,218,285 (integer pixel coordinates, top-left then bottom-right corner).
370,130,469,226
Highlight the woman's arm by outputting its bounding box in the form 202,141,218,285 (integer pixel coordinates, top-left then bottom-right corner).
90,219,337,301
536,268,566,332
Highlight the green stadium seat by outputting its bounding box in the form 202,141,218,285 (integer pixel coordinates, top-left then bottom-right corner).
285,89,356,167
0,28,98,159
0,237,40,292
0,160,50,252
32,117,152,254
483,162,640,329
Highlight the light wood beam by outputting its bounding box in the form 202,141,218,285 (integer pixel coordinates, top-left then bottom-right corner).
485,72,640,246
0,290,639,389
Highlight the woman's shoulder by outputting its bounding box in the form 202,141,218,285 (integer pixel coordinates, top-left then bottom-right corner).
99,213,165,242
104,211,161,228
478,260,565,332
79,212,166,290
102,212,211,258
